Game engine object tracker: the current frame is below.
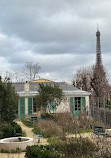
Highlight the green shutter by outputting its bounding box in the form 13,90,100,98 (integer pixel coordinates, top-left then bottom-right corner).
50,101,56,111
19,98,25,119
82,97,86,111
28,98,32,115
70,97,74,115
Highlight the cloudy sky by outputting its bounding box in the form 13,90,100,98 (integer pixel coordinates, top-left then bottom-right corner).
0,0,111,82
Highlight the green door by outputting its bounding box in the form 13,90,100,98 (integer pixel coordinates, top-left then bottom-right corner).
19,98,25,119
74,97,81,117
28,98,32,115
70,97,81,117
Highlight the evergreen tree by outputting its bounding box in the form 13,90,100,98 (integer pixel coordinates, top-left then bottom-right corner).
0,76,18,122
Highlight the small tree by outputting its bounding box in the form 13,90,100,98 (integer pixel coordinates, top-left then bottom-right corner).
36,83,63,113
0,76,18,122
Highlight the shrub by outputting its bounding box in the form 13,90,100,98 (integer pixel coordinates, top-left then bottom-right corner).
33,126,42,135
25,145,61,158
34,120,62,138
0,147,21,153
11,122,22,133
79,112,91,129
53,137,98,158
22,118,33,128
63,138,98,157
25,138,98,158
0,122,22,138
1,123,14,138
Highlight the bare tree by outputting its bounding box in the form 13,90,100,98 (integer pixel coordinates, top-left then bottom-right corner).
90,64,110,97
72,66,93,91
23,62,41,81
72,65,110,98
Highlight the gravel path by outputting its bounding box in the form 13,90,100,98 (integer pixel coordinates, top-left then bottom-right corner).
17,121,48,145
16,121,34,138
0,121,48,158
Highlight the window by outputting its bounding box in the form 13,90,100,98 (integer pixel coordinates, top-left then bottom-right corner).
33,98,37,113
50,101,56,111
75,97,81,111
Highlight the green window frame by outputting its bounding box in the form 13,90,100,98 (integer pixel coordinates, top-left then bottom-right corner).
19,98,25,119
28,98,32,115
82,97,86,111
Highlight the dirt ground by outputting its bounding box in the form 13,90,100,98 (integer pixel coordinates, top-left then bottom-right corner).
0,152,25,158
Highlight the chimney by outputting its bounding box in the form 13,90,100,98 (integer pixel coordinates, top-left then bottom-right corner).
24,81,29,92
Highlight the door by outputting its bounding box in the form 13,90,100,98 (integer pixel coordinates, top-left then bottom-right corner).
70,97,81,117
19,98,25,119
74,97,81,117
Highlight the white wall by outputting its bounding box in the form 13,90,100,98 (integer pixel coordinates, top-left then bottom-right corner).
85,95,90,115
54,95,90,114
55,97,70,113
23,95,90,115
25,97,28,115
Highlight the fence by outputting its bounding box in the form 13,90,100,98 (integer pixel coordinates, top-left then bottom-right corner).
90,97,111,127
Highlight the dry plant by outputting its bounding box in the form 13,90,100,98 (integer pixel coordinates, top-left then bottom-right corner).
56,112,86,142
35,119,62,137
79,112,91,129
93,137,111,158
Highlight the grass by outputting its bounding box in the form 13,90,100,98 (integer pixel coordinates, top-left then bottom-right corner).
22,118,34,128
0,147,22,153
22,130,27,137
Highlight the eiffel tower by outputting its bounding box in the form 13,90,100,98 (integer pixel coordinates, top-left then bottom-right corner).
92,27,109,97
96,28,102,66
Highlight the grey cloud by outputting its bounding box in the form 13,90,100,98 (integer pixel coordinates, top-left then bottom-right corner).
0,0,111,82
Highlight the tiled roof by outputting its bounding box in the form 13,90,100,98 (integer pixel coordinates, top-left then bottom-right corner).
12,82,91,96
12,83,24,92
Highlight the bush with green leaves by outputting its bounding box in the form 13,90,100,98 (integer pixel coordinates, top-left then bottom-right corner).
22,118,33,128
25,138,98,158
0,77,18,122
48,137,98,158
0,122,22,139
11,122,22,133
60,138,98,157
25,145,61,158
